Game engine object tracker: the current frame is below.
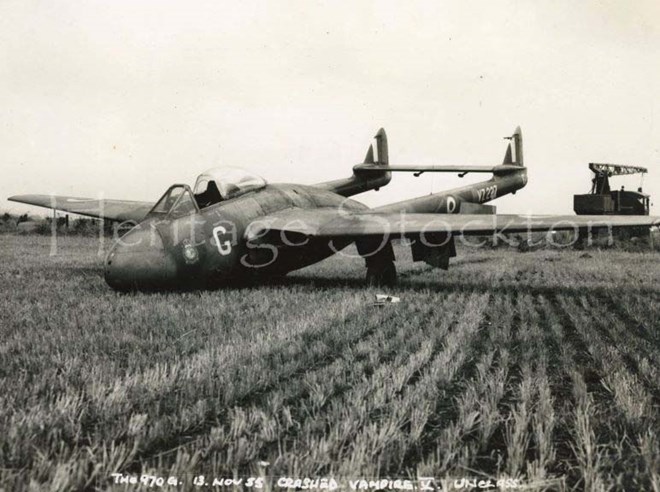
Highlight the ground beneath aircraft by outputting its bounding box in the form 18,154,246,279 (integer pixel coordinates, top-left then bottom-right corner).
1,236,658,490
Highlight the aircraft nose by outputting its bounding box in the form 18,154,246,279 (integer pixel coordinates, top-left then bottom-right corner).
104,227,178,290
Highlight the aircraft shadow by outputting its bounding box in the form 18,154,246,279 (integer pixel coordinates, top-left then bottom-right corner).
58,262,655,300
231,273,658,300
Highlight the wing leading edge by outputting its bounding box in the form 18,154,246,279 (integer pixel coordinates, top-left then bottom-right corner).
8,194,153,223
247,208,660,241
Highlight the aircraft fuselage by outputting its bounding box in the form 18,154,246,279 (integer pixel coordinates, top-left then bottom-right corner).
104,169,527,290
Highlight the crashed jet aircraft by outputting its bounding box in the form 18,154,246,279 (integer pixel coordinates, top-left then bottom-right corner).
9,127,659,290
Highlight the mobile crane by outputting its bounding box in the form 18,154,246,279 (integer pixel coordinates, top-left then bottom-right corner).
574,163,650,215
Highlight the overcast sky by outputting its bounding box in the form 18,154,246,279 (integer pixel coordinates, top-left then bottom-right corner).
2,0,659,216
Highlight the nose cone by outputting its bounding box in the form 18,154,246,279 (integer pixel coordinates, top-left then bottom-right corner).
104,227,178,290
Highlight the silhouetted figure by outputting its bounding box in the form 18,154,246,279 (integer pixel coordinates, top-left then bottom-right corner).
195,181,223,208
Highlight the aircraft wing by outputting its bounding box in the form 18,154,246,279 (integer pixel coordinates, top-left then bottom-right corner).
7,194,153,223
247,208,660,241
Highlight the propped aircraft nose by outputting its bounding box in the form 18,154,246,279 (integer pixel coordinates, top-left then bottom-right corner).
104,227,177,290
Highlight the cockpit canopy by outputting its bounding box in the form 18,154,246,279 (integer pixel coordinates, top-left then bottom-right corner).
148,167,267,219
194,166,267,208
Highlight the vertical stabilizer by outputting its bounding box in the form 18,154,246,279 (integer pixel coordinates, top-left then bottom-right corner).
314,127,392,196
503,126,524,166
502,142,513,165
375,128,389,165
512,126,523,166
364,144,375,164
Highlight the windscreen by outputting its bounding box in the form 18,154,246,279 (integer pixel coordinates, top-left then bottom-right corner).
149,185,199,218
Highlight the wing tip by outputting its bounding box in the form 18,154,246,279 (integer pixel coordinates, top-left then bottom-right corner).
7,195,29,204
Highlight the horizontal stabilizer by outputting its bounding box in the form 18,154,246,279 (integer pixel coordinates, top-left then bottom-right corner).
353,164,523,176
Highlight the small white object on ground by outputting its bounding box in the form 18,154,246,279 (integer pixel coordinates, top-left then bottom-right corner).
374,294,401,305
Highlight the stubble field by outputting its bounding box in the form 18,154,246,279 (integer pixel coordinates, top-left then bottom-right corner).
0,235,658,491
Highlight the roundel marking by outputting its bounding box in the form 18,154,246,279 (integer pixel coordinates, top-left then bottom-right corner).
447,196,457,213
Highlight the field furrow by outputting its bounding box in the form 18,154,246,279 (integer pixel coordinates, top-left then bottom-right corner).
556,294,659,490
140,293,466,475
1,237,659,491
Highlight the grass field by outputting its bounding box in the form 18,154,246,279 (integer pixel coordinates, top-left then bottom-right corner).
0,235,658,491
